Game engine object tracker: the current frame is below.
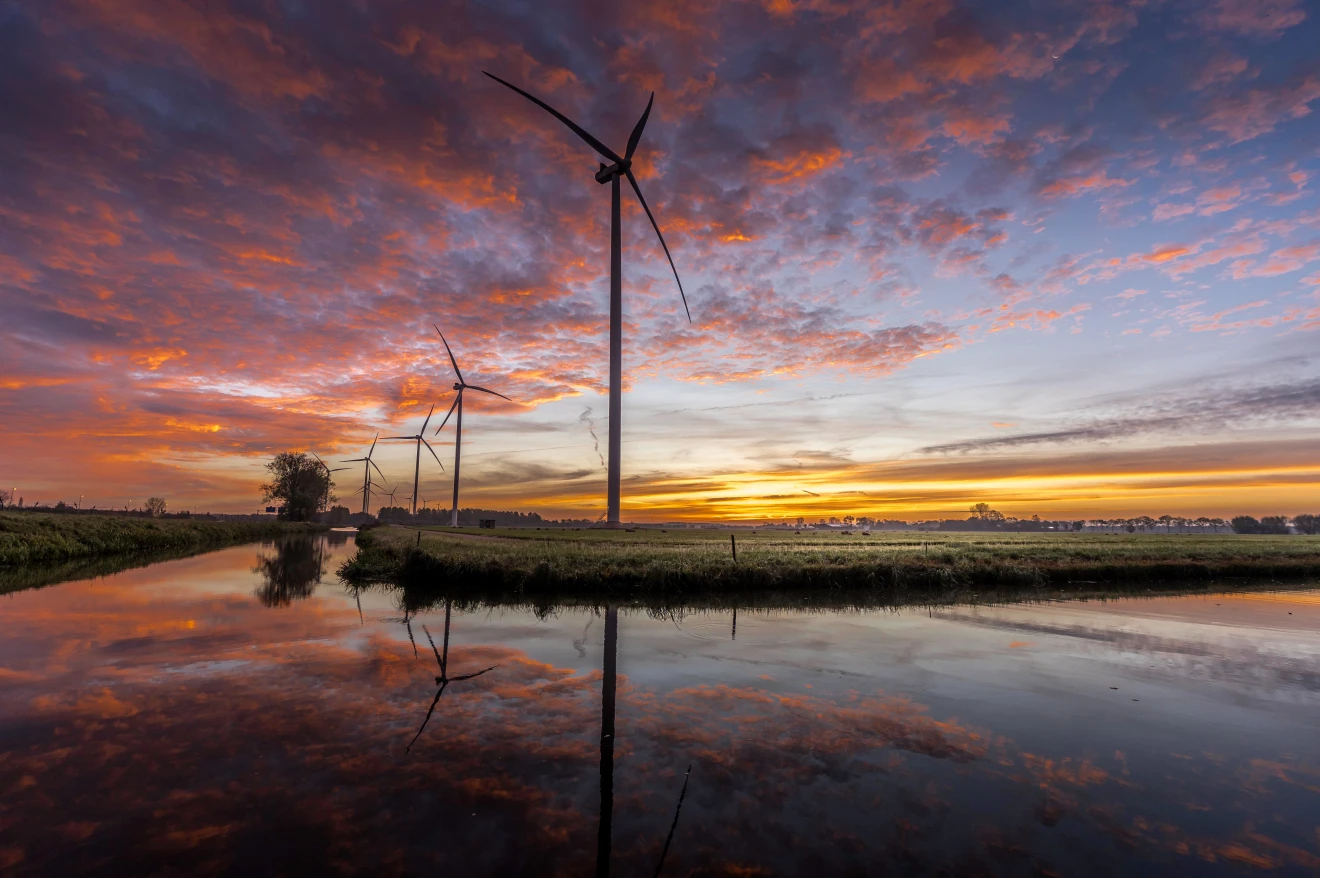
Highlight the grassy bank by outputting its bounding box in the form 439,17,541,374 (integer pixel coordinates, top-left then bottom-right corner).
341,526,1320,603
0,510,325,567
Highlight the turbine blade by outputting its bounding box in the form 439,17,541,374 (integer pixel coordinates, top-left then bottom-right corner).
450,665,497,682
381,436,414,440
483,71,623,164
368,433,379,455
342,458,367,463
405,686,444,756
421,438,446,472
466,384,512,402
624,92,654,161
420,402,436,434
433,325,464,384
370,459,385,478
433,393,461,435
311,452,326,468
626,169,691,323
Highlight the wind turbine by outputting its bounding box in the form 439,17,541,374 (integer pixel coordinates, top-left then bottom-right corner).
342,435,386,515
383,404,445,516
432,328,510,528
484,72,690,528
311,453,349,513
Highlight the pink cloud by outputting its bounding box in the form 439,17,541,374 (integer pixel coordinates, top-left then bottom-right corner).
1196,0,1308,39
1232,242,1320,278
1200,74,1320,144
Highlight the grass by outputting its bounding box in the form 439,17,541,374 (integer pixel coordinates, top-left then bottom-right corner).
340,525,1320,606
0,509,325,568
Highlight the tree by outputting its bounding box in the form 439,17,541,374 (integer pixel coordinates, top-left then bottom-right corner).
1230,515,1260,535
0,489,10,508
145,497,167,517
1259,516,1290,535
1293,514,1318,535
260,452,332,522
1158,514,1173,533
1073,520,1085,532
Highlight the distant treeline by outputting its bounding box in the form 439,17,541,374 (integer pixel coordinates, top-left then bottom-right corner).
0,501,277,522
937,505,1319,535
320,505,599,528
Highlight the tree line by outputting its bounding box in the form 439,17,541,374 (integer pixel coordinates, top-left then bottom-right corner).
936,504,1320,534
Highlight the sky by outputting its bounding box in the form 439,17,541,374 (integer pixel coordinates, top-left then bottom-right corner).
1,0,1319,522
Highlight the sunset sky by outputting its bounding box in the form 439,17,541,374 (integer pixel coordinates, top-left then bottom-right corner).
2,0,1319,521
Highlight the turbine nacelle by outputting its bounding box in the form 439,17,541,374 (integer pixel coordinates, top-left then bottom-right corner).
594,160,631,184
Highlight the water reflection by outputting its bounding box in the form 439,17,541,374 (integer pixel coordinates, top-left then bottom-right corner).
252,535,326,607
406,599,497,754
0,537,1318,875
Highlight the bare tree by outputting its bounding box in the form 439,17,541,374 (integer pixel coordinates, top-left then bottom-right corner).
145,497,167,517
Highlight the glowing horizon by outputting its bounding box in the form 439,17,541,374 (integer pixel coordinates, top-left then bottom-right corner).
2,0,1319,521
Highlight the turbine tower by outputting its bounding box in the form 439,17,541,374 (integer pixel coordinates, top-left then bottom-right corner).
383,404,445,516
432,327,510,528
484,72,690,527
342,435,385,515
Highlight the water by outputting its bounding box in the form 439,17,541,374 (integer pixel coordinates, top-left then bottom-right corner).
2,535,1318,876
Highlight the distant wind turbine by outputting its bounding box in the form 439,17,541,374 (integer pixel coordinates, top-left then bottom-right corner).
484,72,690,528
384,404,445,516
311,452,349,513
432,328,510,528
342,435,386,515
350,479,388,511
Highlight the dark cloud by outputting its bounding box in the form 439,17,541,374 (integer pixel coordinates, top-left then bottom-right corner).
920,379,1320,454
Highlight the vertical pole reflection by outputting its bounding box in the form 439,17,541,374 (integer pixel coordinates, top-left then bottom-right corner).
596,605,618,877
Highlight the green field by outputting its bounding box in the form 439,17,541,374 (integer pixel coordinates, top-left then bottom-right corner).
0,510,325,568
342,525,1320,605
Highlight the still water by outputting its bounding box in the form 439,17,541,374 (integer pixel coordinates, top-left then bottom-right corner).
1,535,1318,876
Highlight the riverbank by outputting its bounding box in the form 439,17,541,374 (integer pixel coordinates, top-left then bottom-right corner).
0,510,326,567
339,525,1320,603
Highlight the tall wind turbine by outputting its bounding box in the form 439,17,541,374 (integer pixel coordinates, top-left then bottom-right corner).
383,404,445,515
432,328,510,528
484,72,690,527
342,435,386,515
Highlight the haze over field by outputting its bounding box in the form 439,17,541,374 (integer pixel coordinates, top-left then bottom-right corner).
2,0,1319,521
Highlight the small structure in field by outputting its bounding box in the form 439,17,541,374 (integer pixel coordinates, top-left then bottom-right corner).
479,519,495,529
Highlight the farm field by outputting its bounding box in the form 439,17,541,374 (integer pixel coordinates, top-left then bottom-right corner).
341,524,1320,605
